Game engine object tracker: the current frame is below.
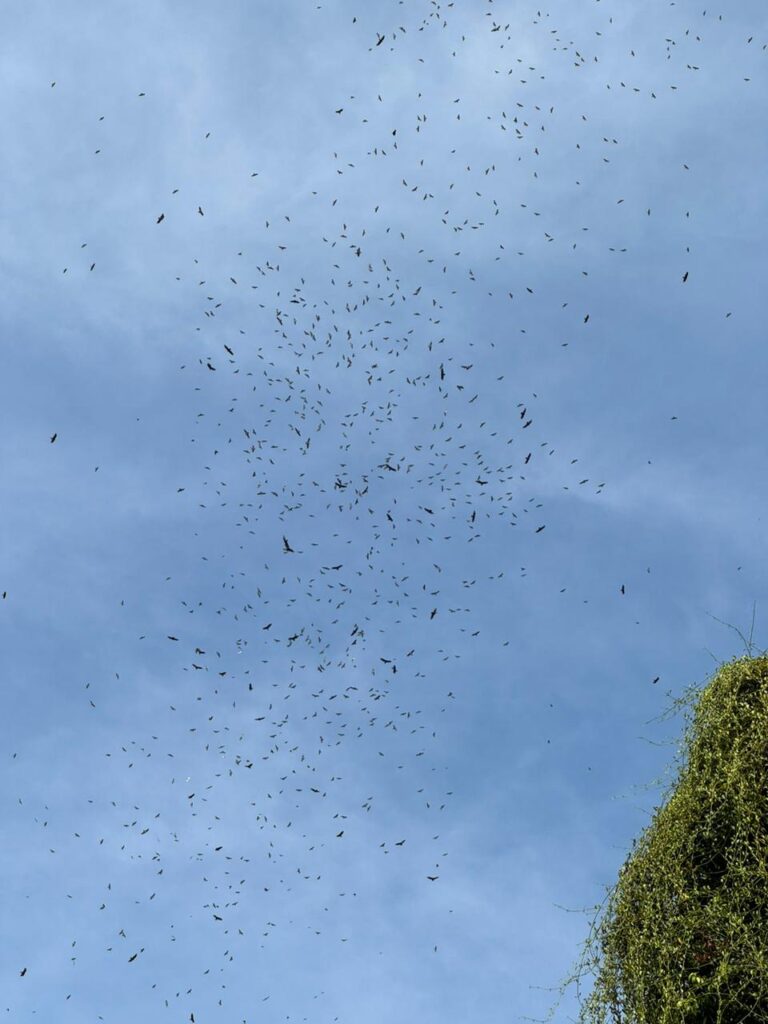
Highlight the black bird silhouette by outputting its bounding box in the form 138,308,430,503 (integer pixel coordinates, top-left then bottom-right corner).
282,536,294,553
49,433,57,443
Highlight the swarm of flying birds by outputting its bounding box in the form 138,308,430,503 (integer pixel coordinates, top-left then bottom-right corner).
7,1,764,1020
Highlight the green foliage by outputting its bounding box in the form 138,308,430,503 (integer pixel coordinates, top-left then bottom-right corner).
554,655,768,1024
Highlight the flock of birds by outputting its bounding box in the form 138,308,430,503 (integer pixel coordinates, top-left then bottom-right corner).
7,1,764,1021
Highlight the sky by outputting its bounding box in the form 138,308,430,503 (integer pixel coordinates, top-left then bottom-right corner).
1,1,767,1022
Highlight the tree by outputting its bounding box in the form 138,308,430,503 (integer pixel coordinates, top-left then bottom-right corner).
553,655,768,1024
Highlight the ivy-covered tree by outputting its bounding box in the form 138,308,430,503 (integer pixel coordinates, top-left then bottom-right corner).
555,655,768,1024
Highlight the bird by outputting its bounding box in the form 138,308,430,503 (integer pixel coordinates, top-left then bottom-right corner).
156,213,165,224
282,536,295,553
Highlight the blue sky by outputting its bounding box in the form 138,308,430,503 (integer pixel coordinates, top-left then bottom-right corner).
2,2,767,1022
